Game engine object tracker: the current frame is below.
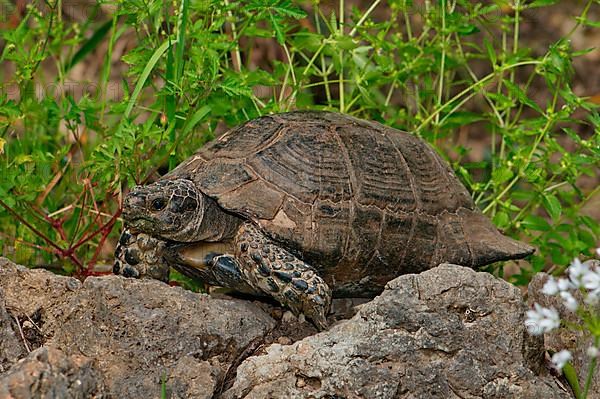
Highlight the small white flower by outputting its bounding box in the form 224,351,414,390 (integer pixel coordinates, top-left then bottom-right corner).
557,278,573,292
542,276,559,296
551,350,572,370
587,346,599,358
568,258,589,288
582,268,600,292
525,304,560,335
596,247,600,257
559,291,578,311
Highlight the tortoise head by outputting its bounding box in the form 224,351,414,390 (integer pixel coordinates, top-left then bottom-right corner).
123,179,205,242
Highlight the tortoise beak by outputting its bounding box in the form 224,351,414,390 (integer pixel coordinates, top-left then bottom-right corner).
122,189,146,220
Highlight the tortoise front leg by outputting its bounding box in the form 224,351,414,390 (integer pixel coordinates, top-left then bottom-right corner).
234,223,332,330
114,228,170,281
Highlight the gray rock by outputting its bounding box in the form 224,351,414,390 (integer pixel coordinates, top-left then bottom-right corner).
0,297,27,374
0,257,275,398
0,258,571,398
224,264,572,399
528,262,600,399
0,347,103,398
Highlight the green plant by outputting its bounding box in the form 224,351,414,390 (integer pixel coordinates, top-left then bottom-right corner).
526,250,600,398
0,0,598,282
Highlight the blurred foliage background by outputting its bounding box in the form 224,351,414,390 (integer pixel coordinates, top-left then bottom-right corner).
0,0,598,283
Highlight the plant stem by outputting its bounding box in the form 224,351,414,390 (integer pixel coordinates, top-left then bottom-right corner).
224,0,242,72
582,336,600,398
434,0,447,131
482,84,560,214
0,199,63,254
415,61,541,133
339,0,345,112
349,0,381,36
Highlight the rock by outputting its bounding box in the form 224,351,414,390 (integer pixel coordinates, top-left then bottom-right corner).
0,299,27,374
528,262,600,399
0,257,276,398
223,264,572,399
0,347,103,398
0,258,570,398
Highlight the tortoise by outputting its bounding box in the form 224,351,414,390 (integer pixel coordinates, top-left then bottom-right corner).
113,111,534,330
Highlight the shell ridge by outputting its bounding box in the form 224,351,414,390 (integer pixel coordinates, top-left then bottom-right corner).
455,209,475,266
383,131,422,213
433,208,474,267
330,125,357,264
204,161,258,196
366,209,387,269
243,160,316,208
251,123,291,157
426,142,474,211
210,121,288,161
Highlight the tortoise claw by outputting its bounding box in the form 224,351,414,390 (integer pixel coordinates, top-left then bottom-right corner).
301,293,330,331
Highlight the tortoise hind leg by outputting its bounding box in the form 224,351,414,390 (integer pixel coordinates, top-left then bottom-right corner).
235,223,332,330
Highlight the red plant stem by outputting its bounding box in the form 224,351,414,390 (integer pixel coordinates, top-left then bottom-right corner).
0,234,54,254
69,188,92,247
0,199,84,268
71,208,121,253
0,199,64,254
87,229,111,271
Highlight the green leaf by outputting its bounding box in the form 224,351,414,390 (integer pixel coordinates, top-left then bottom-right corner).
492,167,514,184
165,40,176,124
493,211,510,229
15,154,34,164
181,105,211,137
521,215,551,231
483,37,496,66
175,0,189,81
292,32,322,52
334,35,359,51
542,193,562,221
453,22,479,36
562,362,582,398
66,19,113,72
528,0,559,8
503,81,543,114
218,75,253,97
260,0,307,19
124,38,177,119
579,18,600,28
441,111,484,127
269,12,285,44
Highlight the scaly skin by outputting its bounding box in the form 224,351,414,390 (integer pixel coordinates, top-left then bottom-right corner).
113,229,169,282
233,222,332,330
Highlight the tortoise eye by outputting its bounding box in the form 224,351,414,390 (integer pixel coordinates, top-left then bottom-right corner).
150,198,167,211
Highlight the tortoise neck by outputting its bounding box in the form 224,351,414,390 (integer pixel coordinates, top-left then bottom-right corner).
194,195,243,242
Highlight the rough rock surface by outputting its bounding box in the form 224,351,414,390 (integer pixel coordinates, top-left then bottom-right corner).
0,258,571,398
223,264,572,399
528,262,600,399
0,347,103,398
0,257,275,398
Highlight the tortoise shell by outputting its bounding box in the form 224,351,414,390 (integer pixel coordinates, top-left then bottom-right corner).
164,111,533,295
